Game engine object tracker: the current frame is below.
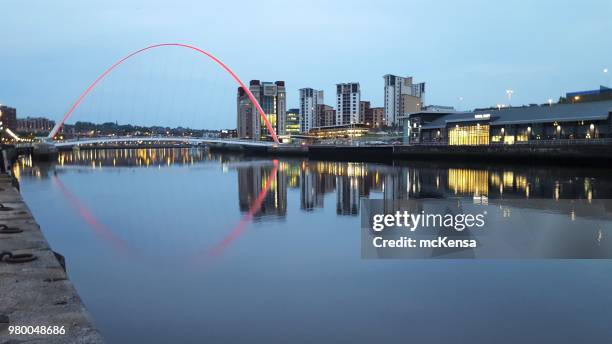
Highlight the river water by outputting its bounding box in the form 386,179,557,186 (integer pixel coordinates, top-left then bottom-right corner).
13,148,612,343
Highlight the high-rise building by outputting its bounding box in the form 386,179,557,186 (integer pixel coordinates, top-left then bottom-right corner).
336,83,360,125
383,75,425,126
299,88,324,133
0,105,17,133
237,87,256,139
315,104,335,128
237,80,286,140
285,108,300,135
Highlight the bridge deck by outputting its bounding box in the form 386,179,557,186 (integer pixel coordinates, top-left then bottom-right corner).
52,136,276,148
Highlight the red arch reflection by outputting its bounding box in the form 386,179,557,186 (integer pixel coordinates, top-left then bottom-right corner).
52,159,279,262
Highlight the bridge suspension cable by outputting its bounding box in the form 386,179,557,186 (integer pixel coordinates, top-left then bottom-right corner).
49,43,280,144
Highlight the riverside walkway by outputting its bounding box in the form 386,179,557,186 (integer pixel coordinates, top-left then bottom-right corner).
0,173,104,343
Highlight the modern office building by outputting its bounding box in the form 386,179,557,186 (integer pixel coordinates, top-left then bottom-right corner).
237,80,286,140
16,116,55,134
299,88,324,133
0,105,17,132
404,99,612,145
285,108,301,135
316,104,335,128
336,83,360,125
384,74,425,126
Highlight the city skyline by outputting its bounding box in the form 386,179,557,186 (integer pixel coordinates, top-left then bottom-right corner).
1,0,611,130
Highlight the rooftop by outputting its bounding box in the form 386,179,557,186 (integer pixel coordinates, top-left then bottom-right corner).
418,100,612,129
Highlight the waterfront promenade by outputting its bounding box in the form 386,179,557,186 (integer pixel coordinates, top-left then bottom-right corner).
0,173,104,343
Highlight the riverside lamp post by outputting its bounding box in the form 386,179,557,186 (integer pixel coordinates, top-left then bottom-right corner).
506,89,514,106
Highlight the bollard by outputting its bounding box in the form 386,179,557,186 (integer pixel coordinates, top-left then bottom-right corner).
0,251,37,263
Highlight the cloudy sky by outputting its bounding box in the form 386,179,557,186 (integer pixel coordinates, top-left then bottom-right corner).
1,0,610,129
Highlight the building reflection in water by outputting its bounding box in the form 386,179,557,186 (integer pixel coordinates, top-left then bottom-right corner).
13,148,612,223
238,163,287,220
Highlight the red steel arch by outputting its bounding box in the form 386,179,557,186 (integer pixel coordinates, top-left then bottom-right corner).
48,43,280,144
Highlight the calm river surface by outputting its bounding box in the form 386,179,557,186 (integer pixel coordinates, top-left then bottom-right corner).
14,148,612,343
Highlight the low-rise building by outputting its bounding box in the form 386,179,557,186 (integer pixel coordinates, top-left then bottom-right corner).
359,101,371,124
371,107,385,128
360,102,385,128
563,86,612,104
308,124,369,140
403,100,612,145
17,116,55,134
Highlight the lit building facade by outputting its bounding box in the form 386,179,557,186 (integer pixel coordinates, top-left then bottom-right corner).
17,116,55,134
308,124,369,139
384,74,425,126
237,80,286,140
0,105,17,133
336,83,360,125
404,100,612,145
285,108,300,135
299,88,324,133
563,86,612,104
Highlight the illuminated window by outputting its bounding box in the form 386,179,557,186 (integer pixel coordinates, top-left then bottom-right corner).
516,134,528,142
449,124,489,145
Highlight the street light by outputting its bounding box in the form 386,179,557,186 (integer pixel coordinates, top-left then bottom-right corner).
505,89,514,105
548,98,553,107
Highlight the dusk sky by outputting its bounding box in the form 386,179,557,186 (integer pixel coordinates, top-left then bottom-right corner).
1,0,611,129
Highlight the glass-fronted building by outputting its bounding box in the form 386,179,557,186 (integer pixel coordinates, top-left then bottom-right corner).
285,108,301,135
403,100,612,145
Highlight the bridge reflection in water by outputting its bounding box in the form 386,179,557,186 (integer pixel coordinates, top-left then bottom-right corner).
14,147,612,222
